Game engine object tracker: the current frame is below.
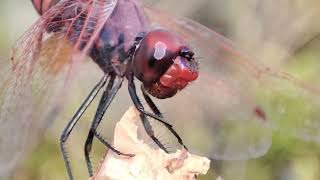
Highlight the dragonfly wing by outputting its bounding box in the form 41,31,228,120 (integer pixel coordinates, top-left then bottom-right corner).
0,0,117,175
143,6,320,160
0,38,73,176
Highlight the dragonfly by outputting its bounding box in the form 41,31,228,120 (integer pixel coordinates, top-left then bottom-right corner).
1,0,320,179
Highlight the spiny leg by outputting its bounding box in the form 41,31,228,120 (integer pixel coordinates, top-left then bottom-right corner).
127,75,167,152
60,75,108,180
141,85,188,150
84,75,116,176
141,85,162,117
127,74,186,153
93,131,134,156
84,75,132,177
140,112,169,153
140,85,170,151
126,77,175,127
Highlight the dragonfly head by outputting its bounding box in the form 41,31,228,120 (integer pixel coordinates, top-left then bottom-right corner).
132,29,199,99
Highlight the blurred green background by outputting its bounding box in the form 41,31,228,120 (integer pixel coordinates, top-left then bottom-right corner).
1,0,320,180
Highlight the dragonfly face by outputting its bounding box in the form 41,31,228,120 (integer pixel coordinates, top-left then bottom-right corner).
132,29,199,99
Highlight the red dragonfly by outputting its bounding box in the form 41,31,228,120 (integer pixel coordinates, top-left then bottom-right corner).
0,0,320,179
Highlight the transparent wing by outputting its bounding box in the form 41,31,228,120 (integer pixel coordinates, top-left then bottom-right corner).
0,0,117,176
143,6,320,160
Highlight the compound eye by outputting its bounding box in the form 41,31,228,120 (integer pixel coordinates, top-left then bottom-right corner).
132,29,183,84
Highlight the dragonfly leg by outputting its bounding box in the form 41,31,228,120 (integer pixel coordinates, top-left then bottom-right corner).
84,75,132,177
141,85,163,117
126,75,167,152
94,131,135,156
60,75,108,180
140,112,169,152
141,85,188,150
127,74,186,151
127,75,171,126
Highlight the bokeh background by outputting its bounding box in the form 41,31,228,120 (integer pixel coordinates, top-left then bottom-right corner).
1,0,320,180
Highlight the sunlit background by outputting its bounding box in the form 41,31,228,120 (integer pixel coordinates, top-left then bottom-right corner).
1,0,320,180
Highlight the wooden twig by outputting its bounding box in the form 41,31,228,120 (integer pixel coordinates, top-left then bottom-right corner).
91,107,210,180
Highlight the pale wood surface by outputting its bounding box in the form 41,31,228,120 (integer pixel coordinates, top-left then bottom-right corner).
90,107,210,180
